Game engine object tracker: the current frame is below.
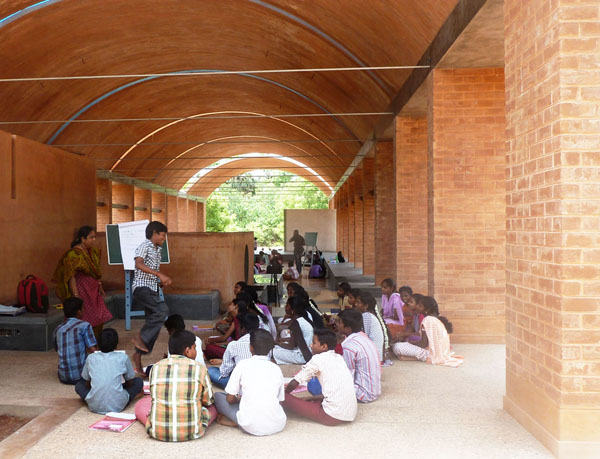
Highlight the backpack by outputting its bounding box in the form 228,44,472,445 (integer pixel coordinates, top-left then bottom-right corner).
17,275,49,313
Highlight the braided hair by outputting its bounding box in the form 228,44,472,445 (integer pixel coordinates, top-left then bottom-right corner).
358,291,391,351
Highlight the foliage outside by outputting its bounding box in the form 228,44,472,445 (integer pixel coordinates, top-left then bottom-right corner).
205,171,329,246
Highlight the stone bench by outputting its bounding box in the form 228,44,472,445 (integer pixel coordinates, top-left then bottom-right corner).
0,307,63,351
324,260,381,297
104,290,220,321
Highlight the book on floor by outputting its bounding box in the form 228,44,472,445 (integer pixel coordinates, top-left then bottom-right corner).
88,412,136,433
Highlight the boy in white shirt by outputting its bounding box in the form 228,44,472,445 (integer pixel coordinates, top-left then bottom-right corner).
282,329,357,426
214,329,286,436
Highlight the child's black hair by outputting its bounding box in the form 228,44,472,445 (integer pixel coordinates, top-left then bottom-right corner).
398,285,413,296
437,316,454,334
168,329,196,356
412,293,425,305
314,329,337,351
239,313,260,332
381,278,396,291
236,291,267,323
63,297,83,318
71,225,94,248
290,295,313,325
164,314,185,331
358,291,391,350
340,308,364,333
99,328,119,353
145,220,168,239
338,282,351,294
250,329,274,355
288,261,294,267
420,296,452,333
348,288,361,298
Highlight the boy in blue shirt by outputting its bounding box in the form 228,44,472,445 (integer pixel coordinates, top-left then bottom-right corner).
76,328,143,414
54,297,98,384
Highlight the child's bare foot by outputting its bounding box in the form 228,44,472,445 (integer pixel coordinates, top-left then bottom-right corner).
216,414,238,427
132,350,143,375
132,335,149,353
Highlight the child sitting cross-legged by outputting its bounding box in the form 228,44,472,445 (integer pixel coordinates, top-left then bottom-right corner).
282,329,357,426
135,330,217,442
213,329,287,436
75,328,143,414
208,313,259,389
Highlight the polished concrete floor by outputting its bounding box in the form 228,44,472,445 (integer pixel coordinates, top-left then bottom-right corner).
0,277,552,458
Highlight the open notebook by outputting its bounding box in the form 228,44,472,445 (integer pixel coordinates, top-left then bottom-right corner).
89,412,136,433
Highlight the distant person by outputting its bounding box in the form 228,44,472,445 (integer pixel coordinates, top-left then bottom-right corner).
214,329,286,435
131,221,171,375
337,251,346,263
52,225,112,339
381,278,405,336
283,261,300,281
135,330,217,442
337,282,351,309
254,237,258,251
266,256,283,275
76,328,143,414
289,229,305,273
308,259,327,279
54,297,98,384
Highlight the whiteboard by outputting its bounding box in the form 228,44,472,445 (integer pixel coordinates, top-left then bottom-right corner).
118,220,149,270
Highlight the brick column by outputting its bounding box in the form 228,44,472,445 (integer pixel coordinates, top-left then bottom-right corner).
503,1,600,455
428,68,506,343
96,178,112,230
340,186,349,258
374,142,396,285
354,165,364,269
151,191,167,224
134,187,152,222
362,156,375,276
347,176,356,262
177,197,189,231
111,182,134,224
188,201,198,232
197,201,206,231
166,195,178,231
334,194,341,251
395,117,429,293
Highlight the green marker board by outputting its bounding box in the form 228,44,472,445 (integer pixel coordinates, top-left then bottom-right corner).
304,232,318,247
106,223,169,266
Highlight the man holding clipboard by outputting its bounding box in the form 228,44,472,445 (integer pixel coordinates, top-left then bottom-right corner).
131,221,172,375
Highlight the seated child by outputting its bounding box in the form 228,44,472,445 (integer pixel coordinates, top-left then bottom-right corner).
135,330,217,442
355,291,391,364
392,296,463,367
347,288,361,308
283,261,300,281
336,282,351,309
273,296,314,365
380,278,405,336
54,297,98,384
214,329,286,435
76,328,143,414
208,314,259,388
282,329,357,426
337,309,381,402
204,299,245,359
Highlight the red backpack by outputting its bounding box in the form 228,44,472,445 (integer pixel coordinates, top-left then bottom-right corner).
17,275,49,313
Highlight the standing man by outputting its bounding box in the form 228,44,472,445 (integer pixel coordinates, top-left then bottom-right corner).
289,229,305,274
131,221,171,375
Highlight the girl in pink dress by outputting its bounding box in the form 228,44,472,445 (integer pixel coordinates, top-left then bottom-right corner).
381,278,405,336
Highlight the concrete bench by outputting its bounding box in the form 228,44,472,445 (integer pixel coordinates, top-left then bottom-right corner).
324,260,381,297
104,291,220,321
0,307,63,351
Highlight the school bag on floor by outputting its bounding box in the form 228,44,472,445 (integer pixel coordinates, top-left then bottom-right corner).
17,275,49,313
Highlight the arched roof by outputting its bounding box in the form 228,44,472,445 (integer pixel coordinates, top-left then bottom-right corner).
0,0,459,194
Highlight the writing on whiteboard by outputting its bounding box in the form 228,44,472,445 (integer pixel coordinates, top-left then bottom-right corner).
118,220,149,271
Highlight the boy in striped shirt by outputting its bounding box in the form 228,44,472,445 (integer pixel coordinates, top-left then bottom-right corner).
337,309,381,403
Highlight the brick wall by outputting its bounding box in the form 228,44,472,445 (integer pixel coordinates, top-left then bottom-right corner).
134,187,152,222
111,182,134,224
374,142,396,285
197,201,206,231
151,191,167,224
395,116,429,293
347,176,356,262
362,156,375,276
428,68,506,342
96,178,112,229
166,195,178,231
340,186,349,258
504,0,600,453
177,197,189,231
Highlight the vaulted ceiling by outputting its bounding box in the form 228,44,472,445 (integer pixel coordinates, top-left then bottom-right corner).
0,0,460,196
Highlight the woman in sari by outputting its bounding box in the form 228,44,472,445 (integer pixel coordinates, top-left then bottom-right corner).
53,226,112,338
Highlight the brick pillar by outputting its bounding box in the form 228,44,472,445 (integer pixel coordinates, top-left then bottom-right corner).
395,117,428,293
188,201,198,232
151,191,167,224
197,201,206,231
134,187,152,222
374,142,396,285
362,156,375,276
111,182,134,224
166,195,178,231
504,1,600,455
96,178,112,230
347,176,356,262
354,165,364,269
177,197,189,231
428,68,506,342
340,186,349,258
